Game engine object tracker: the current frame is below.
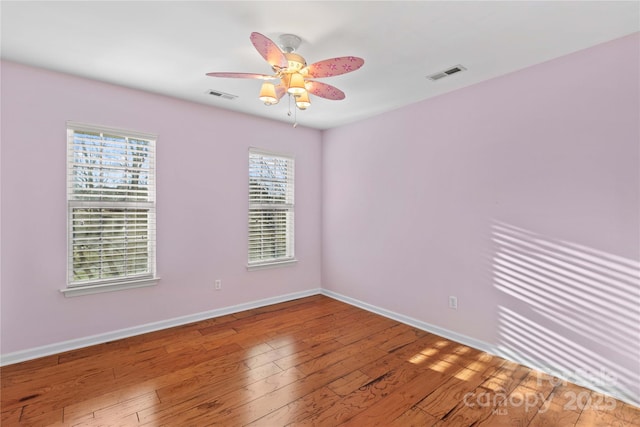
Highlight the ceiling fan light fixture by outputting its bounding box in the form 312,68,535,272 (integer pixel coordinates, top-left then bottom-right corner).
287,72,306,95
295,91,311,110
206,32,364,125
259,82,278,105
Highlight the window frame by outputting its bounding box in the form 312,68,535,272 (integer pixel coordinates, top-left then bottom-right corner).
247,148,296,270
62,122,159,297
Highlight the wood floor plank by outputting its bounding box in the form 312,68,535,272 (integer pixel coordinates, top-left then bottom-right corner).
416,368,488,418
15,404,63,426
56,339,131,365
528,402,582,427
1,407,22,425
138,362,285,424
162,329,235,353
272,339,344,371
230,294,327,320
262,310,357,350
335,363,450,426
245,386,341,426
334,314,399,345
234,346,390,426
1,295,635,426
389,406,442,427
357,332,447,382
293,331,392,376
1,354,121,398
2,366,116,416
538,381,591,413
73,412,138,427
376,326,428,352
438,362,532,426
90,391,159,424
224,345,390,426
475,381,551,427
243,339,322,370
63,341,256,422
575,407,631,427
305,309,388,343
141,366,306,426
618,403,640,424
153,360,259,404
573,392,640,427
1,356,59,384
63,389,138,425
326,369,372,397
113,343,235,382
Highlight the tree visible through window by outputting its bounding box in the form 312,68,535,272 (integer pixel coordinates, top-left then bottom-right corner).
67,123,156,287
248,149,295,266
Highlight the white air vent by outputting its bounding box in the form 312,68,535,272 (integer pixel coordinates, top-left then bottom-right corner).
427,65,467,82
207,89,237,100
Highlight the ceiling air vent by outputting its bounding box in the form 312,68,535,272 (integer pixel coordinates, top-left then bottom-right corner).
427,65,467,82
207,89,237,100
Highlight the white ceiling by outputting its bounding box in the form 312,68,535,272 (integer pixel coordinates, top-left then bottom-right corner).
1,1,638,129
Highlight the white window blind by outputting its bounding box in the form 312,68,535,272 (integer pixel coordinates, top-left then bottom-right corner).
67,123,156,288
248,149,295,266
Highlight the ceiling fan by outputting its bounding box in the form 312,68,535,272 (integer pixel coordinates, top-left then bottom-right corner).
206,32,364,121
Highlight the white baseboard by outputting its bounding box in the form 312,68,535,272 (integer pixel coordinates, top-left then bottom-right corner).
321,289,639,408
3,287,636,407
320,289,499,354
0,288,321,366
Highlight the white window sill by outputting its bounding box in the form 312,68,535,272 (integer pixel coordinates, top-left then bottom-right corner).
60,277,160,297
247,259,298,271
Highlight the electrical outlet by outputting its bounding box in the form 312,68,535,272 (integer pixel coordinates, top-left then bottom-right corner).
215,279,222,290
448,296,458,310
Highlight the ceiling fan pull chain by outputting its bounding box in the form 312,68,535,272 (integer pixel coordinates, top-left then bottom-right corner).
286,94,297,127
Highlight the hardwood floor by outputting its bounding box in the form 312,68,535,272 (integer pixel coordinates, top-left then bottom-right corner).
1,295,638,426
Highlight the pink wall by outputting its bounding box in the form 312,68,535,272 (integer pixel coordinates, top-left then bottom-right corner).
322,33,639,404
0,61,322,354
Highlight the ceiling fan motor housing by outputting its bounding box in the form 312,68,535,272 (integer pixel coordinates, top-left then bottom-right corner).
284,53,306,73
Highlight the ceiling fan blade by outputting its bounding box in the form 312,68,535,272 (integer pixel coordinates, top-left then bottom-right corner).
275,83,287,100
206,72,277,80
306,57,364,78
250,32,288,69
305,80,345,100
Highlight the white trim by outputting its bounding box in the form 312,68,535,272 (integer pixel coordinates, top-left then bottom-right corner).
320,289,639,408
66,121,157,141
248,148,295,265
66,123,157,288
248,146,295,160
247,258,298,271
320,289,495,353
60,277,160,297
1,288,321,366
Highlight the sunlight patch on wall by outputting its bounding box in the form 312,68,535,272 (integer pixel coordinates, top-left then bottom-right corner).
491,221,640,406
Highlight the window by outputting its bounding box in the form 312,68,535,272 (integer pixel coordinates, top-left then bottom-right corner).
64,122,157,296
248,148,295,268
